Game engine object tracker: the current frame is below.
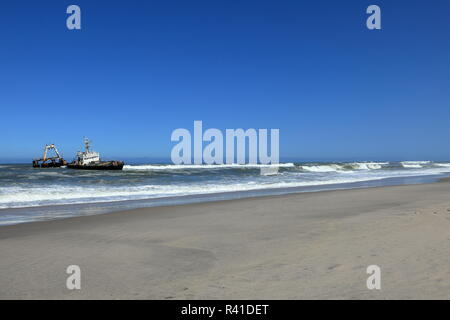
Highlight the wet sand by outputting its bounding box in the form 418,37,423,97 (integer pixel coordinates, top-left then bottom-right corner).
1,181,450,299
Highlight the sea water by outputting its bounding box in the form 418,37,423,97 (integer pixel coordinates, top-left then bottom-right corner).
1,161,450,225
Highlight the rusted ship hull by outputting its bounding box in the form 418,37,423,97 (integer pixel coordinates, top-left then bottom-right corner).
32,159,67,168
67,161,124,170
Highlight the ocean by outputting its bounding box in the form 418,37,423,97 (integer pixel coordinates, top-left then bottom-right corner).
1,161,450,225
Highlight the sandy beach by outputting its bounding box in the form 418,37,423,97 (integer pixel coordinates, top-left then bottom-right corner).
1,181,450,299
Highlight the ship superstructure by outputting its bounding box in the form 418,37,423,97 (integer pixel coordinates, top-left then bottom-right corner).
74,138,100,165
67,138,124,170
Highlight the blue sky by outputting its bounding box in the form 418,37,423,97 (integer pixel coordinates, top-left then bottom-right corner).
1,0,449,163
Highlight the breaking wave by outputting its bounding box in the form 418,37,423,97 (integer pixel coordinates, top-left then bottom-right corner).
0,172,426,209
434,163,450,167
123,163,295,171
401,161,431,168
299,162,388,172
2,161,450,213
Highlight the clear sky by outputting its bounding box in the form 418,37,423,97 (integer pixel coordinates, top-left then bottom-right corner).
1,0,449,163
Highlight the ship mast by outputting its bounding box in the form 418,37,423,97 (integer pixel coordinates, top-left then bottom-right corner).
84,137,91,152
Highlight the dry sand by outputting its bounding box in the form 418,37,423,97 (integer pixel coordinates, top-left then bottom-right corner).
1,181,450,299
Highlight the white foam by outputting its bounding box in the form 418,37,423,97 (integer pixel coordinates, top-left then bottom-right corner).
2,162,450,210
402,164,422,168
4,166,450,209
435,163,450,167
350,162,388,170
124,163,295,171
300,162,387,172
300,164,343,172
401,161,431,168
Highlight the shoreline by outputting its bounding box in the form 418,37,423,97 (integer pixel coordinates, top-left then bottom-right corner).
2,181,450,299
2,173,449,227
